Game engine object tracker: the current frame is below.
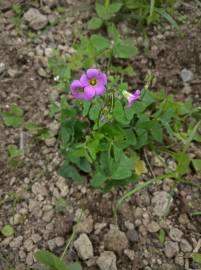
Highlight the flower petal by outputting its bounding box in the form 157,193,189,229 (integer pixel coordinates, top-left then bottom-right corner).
84,85,96,99
95,84,105,96
70,80,82,92
80,74,89,87
87,68,99,79
98,72,107,85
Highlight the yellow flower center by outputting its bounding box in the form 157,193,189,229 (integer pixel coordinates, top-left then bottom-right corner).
79,88,84,93
90,78,97,86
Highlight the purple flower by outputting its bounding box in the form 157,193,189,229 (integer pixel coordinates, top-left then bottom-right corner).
70,80,95,101
123,90,141,107
80,68,107,96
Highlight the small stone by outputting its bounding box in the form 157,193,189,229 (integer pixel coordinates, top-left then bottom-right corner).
55,236,65,247
180,239,192,252
180,68,193,82
10,213,24,225
0,62,5,74
26,252,34,266
152,191,172,217
126,228,139,243
97,251,117,270
10,236,23,249
56,177,69,197
43,0,58,8
147,221,160,233
94,222,107,234
182,83,192,94
23,8,48,30
75,215,94,234
31,233,42,243
175,253,184,266
42,209,54,222
8,68,20,78
24,239,34,252
45,47,54,58
124,249,135,260
15,263,26,270
104,228,128,255
74,234,94,260
164,241,179,258
124,220,134,230
47,239,56,251
169,228,183,242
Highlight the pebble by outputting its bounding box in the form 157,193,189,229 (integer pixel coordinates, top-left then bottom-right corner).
10,236,23,249
24,239,35,252
55,236,65,247
56,177,69,197
74,234,94,260
152,191,172,217
42,209,54,222
94,222,107,234
147,221,160,233
26,252,34,266
75,215,94,234
169,228,183,242
180,239,192,252
164,240,179,258
23,8,48,30
127,228,139,243
0,62,5,74
180,68,193,82
124,249,135,260
104,228,128,255
175,253,184,266
97,251,117,270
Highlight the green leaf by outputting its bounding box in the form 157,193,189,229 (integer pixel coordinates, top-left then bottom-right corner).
7,145,23,158
73,158,92,173
113,39,138,59
109,3,122,14
159,228,165,244
90,34,110,51
150,121,163,143
192,159,201,172
89,101,102,121
96,3,107,20
175,152,190,176
91,172,107,188
192,253,201,265
58,161,83,183
68,262,82,270
111,154,133,180
156,8,179,30
87,17,103,30
113,100,128,124
1,104,24,128
82,101,91,117
107,23,120,43
34,250,68,270
49,102,60,117
1,224,14,237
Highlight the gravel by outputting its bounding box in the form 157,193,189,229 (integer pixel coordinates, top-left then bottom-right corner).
104,227,129,255
169,227,183,242
97,251,117,270
180,239,193,252
74,234,94,260
152,191,173,217
180,68,194,82
23,8,48,30
164,240,179,258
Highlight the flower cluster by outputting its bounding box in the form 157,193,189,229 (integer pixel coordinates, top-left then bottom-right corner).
70,68,107,101
70,68,141,106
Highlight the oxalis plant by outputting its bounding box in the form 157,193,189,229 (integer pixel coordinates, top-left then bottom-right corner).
57,67,201,200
